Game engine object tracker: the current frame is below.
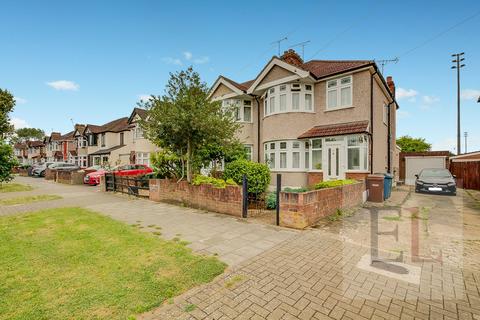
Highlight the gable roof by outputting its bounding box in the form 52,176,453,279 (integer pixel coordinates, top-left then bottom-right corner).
128,108,148,124
85,117,130,134
59,131,75,141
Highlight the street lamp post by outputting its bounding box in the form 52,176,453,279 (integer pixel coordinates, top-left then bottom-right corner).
451,52,465,155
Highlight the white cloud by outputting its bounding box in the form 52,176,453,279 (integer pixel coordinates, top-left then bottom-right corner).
138,94,153,102
161,57,183,66
431,138,456,153
396,110,410,119
162,52,210,66
193,56,209,64
11,117,30,129
183,51,193,60
14,97,27,104
461,89,480,100
46,80,79,91
396,88,418,100
422,95,439,104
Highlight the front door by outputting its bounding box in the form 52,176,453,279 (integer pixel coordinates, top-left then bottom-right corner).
325,143,346,180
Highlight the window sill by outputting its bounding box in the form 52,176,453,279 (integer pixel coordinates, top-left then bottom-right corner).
270,169,309,173
237,121,253,124
346,170,369,173
308,170,323,173
324,106,354,112
263,110,315,119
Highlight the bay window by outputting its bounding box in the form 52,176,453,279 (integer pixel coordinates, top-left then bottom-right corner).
326,76,352,110
223,99,253,123
264,140,309,171
264,83,314,116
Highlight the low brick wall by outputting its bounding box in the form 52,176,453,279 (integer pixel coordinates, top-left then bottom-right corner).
149,179,243,217
280,181,365,229
56,170,85,185
18,168,29,177
45,168,57,181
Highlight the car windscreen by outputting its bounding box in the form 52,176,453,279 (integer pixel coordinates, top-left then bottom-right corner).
420,169,451,178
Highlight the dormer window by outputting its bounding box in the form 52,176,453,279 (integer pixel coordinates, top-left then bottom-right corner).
264,83,314,116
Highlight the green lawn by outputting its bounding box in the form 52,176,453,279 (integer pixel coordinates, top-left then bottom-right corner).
0,194,62,206
0,208,226,320
0,183,33,193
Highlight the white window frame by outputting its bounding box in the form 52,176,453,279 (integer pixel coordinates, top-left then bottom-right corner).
222,99,253,123
244,144,253,161
136,152,150,166
383,103,388,125
264,140,309,172
263,83,314,117
346,134,369,172
133,123,144,140
310,138,323,171
326,75,353,111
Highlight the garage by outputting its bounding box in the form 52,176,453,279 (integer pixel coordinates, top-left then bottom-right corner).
399,151,450,185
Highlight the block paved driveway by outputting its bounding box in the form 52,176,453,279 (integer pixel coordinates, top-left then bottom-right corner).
3,177,480,319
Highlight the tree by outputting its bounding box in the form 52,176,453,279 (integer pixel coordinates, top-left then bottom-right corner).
396,135,431,152
0,88,16,139
0,141,18,184
142,67,241,182
13,127,45,142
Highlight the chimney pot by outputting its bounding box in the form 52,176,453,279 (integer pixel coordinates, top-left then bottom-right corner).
386,76,395,98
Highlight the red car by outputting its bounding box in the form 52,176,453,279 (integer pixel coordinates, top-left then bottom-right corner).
84,164,153,186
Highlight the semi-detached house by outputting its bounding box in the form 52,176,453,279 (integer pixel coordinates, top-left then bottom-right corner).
209,49,400,187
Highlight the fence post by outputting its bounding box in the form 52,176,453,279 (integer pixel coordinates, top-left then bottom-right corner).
276,173,281,226
242,174,248,218
112,173,116,192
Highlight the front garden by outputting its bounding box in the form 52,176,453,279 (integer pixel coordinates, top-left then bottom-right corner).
0,207,225,320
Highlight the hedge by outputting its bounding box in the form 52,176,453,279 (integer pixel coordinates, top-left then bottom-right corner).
223,159,270,193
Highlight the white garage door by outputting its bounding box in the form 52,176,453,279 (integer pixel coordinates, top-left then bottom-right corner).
405,156,446,185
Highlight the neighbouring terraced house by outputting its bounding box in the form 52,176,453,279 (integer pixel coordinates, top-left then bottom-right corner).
209,49,400,187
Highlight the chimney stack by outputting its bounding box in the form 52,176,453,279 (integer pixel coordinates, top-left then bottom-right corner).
386,76,395,98
280,49,303,67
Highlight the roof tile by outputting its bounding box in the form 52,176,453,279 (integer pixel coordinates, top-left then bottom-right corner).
298,121,370,139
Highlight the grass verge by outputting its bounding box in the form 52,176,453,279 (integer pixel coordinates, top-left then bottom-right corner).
0,207,226,320
0,183,33,193
0,194,62,206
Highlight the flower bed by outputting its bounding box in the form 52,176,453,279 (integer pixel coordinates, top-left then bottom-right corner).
280,180,366,229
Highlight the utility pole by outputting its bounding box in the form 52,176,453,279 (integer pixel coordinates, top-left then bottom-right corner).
271,37,288,56
464,132,468,153
451,52,465,155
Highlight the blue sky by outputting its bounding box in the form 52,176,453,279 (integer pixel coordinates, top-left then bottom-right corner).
1,0,479,153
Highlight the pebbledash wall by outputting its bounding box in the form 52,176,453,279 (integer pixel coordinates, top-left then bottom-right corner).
149,179,243,217
280,181,366,229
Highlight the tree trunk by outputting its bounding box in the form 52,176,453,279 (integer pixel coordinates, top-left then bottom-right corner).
186,139,192,183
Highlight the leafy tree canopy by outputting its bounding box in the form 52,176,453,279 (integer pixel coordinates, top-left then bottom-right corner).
13,128,45,143
142,67,241,182
0,88,15,139
396,135,431,152
0,141,18,184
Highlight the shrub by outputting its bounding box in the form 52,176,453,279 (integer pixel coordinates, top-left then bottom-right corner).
314,179,357,190
225,178,237,186
223,159,270,193
283,187,309,193
265,192,276,210
150,150,183,179
192,175,227,188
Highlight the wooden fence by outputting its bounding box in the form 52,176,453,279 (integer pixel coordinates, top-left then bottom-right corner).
449,161,480,190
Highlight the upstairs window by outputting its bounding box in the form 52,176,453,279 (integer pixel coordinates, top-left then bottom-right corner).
134,124,144,139
223,99,253,123
327,76,352,110
264,83,314,116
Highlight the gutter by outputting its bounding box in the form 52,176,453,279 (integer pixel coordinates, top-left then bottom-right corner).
370,70,377,174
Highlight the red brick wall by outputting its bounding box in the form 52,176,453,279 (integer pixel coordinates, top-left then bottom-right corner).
45,168,57,181
345,172,369,180
56,170,85,185
280,181,365,229
149,179,243,217
307,172,323,186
